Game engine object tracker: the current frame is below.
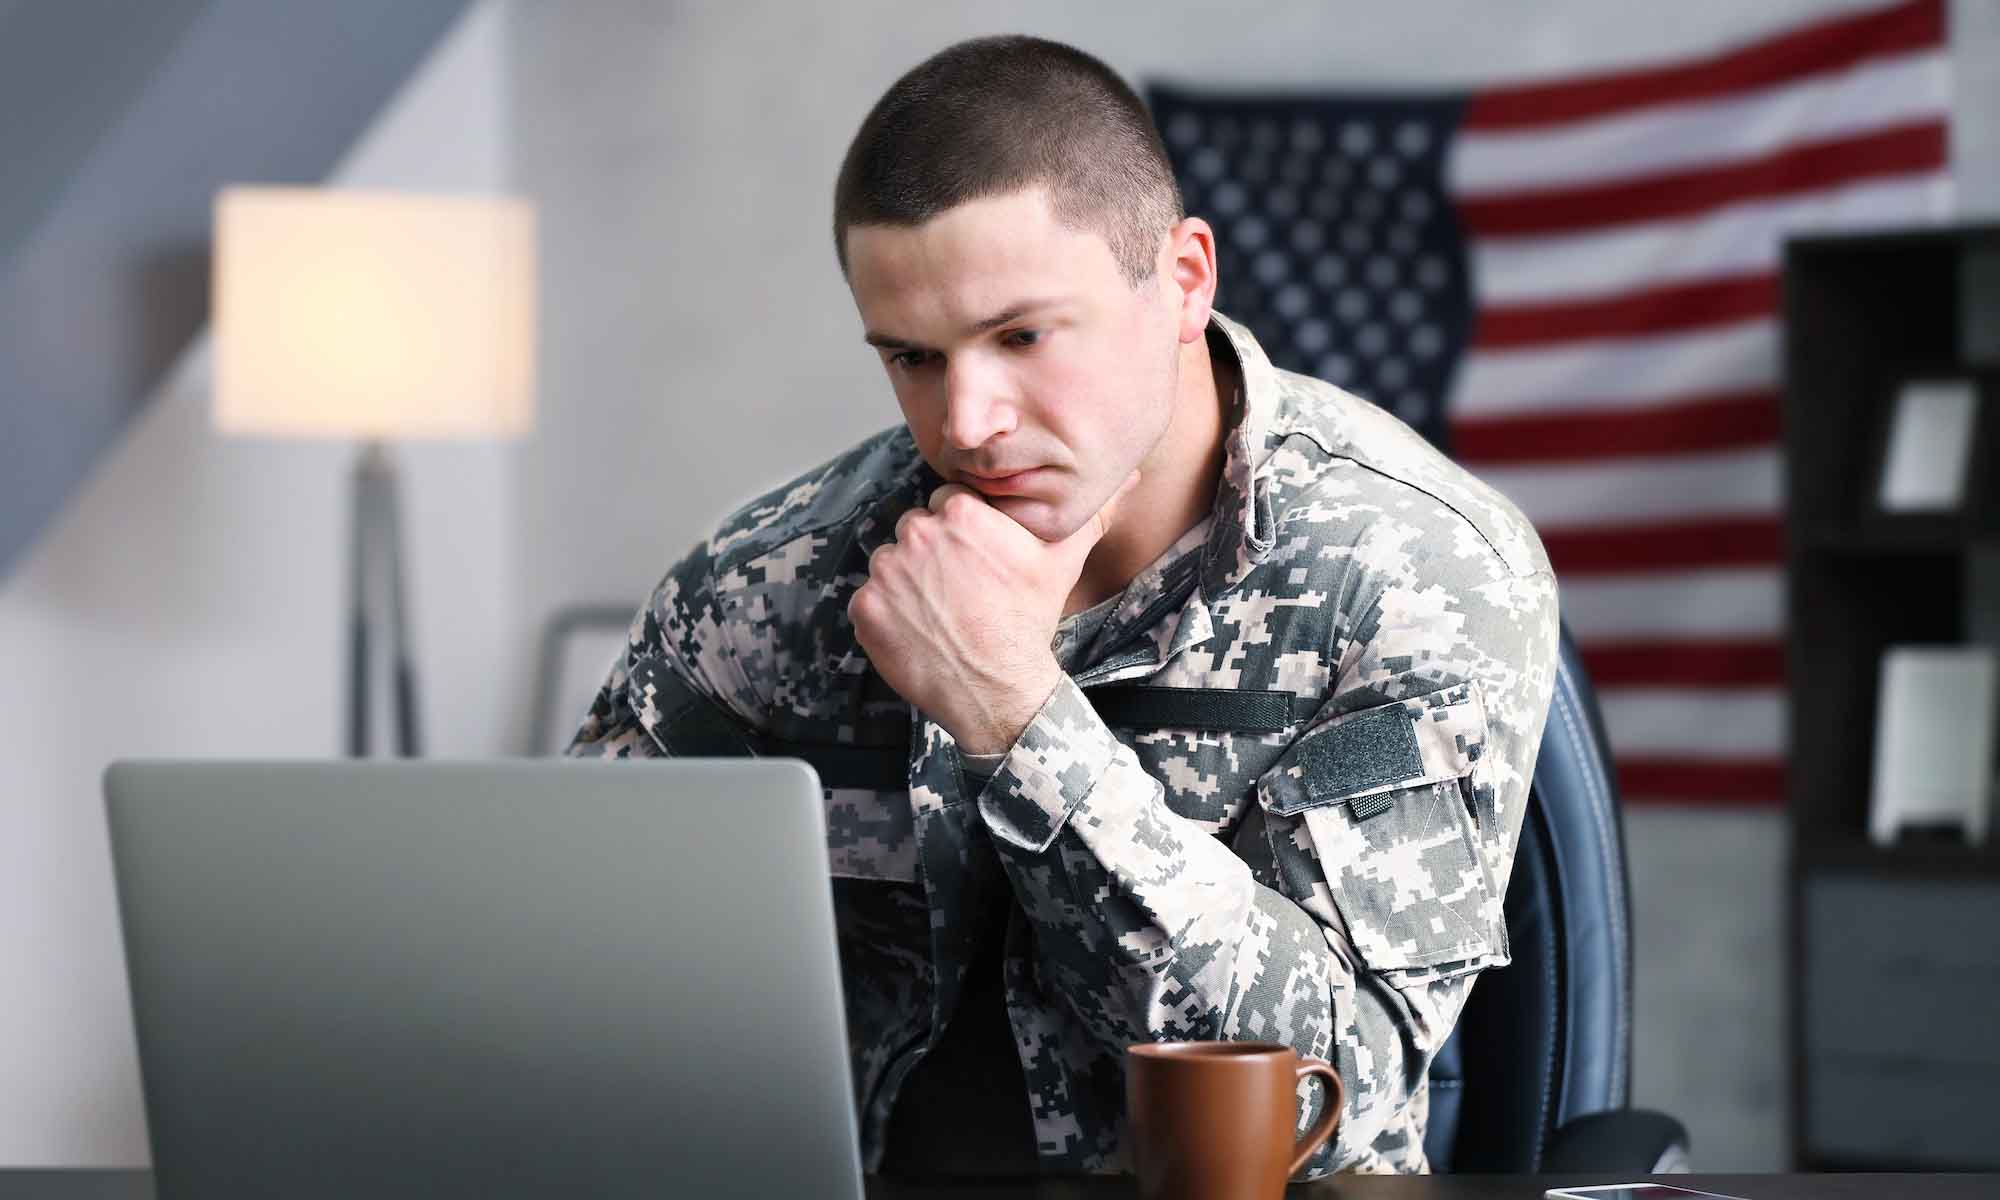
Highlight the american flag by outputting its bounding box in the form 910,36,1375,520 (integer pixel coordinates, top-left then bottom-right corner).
1150,0,1952,807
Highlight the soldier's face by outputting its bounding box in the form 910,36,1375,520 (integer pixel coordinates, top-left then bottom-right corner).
844,187,1182,542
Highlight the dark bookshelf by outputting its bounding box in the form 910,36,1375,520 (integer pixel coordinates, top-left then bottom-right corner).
1782,224,2000,1172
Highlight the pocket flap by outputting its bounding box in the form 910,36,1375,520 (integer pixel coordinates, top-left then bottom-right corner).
627,657,920,882
1256,681,1503,976
1263,681,1487,818
625,655,757,756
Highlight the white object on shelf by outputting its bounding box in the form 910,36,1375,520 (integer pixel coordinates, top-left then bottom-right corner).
1868,645,1998,847
1877,379,1978,512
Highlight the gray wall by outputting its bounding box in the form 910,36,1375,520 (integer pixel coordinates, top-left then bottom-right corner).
0,3,517,1164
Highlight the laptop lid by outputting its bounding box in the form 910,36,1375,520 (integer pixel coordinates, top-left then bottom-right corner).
104,759,863,1200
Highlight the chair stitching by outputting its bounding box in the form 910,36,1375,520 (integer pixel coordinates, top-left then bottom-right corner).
1548,674,1604,1114
1552,655,1630,1105
1567,658,1631,1103
1537,816,1561,1168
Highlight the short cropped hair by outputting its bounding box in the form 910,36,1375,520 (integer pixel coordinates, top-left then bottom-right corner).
833,35,1184,287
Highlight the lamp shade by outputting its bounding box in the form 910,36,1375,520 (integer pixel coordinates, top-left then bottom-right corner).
213,186,536,439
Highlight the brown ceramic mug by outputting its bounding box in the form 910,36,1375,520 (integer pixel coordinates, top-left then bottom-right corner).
1125,1041,1344,1200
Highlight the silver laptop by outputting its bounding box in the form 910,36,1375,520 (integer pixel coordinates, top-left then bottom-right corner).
104,759,864,1200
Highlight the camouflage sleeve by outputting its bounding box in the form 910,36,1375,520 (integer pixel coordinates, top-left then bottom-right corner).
975,520,1559,1175
565,538,766,759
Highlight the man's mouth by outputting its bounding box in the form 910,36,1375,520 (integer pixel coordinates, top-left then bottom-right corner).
962,467,1045,494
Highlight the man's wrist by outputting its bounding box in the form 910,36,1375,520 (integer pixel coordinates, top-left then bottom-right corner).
955,662,1066,756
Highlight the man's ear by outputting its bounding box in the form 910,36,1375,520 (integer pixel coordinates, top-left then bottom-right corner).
1163,216,1219,345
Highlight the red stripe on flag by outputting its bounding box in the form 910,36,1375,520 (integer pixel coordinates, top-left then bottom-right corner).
1617,758,1787,806
1474,274,1778,349
1452,390,1780,463
1459,120,1946,237
1580,638,1786,689
1463,0,1942,130
1540,515,1783,575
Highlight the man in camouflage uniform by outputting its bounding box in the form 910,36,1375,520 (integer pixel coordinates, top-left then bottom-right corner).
571,35,1558,1178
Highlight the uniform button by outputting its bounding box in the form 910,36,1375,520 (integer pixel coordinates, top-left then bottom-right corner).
1050,631,1064,654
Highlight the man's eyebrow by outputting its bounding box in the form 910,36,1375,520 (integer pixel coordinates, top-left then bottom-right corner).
968,298,1063,333
863,330,926,352
863,297,1067,351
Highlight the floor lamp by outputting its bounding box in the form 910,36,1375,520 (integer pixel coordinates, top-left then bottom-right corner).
212,186,536,756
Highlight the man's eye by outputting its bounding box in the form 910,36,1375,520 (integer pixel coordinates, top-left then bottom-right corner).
1003,329,1041,349
889,350,937,370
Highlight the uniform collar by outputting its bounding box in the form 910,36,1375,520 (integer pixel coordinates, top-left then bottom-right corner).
1067,312,1287,687
1200,310,1281,602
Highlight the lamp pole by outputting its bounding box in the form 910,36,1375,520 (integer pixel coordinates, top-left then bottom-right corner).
347,440,420,757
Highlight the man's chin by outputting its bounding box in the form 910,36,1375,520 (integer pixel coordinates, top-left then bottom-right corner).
983,494,1077,543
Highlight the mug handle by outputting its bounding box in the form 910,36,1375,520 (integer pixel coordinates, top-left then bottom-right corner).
1288,1056,1346,1177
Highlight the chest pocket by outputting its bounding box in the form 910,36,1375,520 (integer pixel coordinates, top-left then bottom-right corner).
1256,681,1505,979
1091,684,1313,831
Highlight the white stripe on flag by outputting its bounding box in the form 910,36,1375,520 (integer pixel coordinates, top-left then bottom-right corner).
1450,51,1948,195
1451,318,1777,418
1467,175,1952,305
1477,446,1779,529
1560,567,1783,642
1598,687,1787,758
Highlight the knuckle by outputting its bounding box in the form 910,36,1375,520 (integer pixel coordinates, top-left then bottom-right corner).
847,583,877,622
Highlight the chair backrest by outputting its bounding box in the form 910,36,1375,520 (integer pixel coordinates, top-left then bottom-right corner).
1423,620,1635,1172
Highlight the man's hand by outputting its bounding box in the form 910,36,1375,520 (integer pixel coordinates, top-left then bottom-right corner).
849,471,1139,756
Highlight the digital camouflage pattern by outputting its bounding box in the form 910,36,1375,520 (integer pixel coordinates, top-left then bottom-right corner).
570,312,1560,1176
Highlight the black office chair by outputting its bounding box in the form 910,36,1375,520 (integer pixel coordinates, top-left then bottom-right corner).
1424,621,1691,1172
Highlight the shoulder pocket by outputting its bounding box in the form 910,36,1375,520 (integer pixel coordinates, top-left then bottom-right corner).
626,655,756,756
1257,681,1505,977
627,655,919,883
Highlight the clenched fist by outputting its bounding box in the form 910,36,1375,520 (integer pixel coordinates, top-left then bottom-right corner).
849,471,1139,755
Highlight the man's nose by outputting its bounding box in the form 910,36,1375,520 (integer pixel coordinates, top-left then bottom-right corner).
942,360,1018,450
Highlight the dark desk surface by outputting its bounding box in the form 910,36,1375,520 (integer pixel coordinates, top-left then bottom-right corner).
2,1171,1994,1199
